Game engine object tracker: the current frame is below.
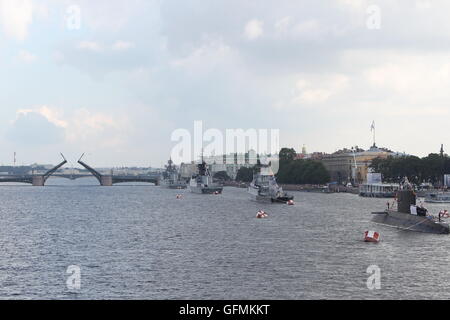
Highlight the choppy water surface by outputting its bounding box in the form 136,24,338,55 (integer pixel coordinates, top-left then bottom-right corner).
1,178,450,299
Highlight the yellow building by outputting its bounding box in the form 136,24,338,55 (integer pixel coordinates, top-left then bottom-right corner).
321,145,394,184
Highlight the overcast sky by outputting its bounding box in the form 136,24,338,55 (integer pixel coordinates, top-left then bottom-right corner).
1,0,449,167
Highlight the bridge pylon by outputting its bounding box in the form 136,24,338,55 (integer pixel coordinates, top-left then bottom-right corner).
77,153,111,186
100,175,113,186
33,153,68,186
32,176,45,186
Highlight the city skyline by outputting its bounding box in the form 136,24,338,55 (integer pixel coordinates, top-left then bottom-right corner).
2,1,450,166
1,140,443,169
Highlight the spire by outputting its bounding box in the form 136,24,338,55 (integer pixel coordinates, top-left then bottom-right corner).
440,144,444,157
370,121,376,147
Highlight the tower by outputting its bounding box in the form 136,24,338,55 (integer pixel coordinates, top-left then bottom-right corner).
370,121,376,147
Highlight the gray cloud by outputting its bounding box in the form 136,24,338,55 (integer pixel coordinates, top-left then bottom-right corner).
7,112,65,145
3,0,450,165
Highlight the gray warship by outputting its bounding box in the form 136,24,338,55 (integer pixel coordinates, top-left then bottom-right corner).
189,160,223,194
160,159,187,189
248,164,293,203
371,179,450,234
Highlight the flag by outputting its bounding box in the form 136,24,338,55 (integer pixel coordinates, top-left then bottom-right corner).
370,121,375,131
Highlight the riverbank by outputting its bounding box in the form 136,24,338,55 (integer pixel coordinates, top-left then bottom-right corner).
223,181,359,194
280,184,358,194
223,181,248,188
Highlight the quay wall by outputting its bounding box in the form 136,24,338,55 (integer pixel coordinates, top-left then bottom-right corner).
222,181,359,194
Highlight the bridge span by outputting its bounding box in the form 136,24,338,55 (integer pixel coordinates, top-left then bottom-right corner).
77,154,160,186
0,154,67,186
0,154,160,187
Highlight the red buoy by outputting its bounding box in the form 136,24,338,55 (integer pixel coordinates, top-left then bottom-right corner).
364,230,380,243
439,210,450,218
287,200,294,205
256,210,268,219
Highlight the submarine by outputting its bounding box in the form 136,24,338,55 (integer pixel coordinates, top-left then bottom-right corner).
371,187,450,234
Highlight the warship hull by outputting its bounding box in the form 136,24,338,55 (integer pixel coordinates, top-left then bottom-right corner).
371,211,450,234
249,193,272,202
360,192,396,198
248,187,293,203
190,186,223,194
160,181,187,189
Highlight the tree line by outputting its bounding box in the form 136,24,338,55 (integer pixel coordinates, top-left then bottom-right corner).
370,153,449,185
229,149,450,186
233,148,330,184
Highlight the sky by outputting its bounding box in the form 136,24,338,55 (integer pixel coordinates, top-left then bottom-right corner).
1,0,450,167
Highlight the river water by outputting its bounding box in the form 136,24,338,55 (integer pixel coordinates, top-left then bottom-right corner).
1,178,450,300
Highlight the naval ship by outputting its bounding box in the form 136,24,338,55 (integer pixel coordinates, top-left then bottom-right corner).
160,159,187,189
371,179,450,234
189,160,223,194
248,164,293,203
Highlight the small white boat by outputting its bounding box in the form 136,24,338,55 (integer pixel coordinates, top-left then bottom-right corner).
425,192,450,203
359,183,400,198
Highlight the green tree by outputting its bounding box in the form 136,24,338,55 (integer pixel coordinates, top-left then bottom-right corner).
369,153,450,185
279,148,297,163
235,166,255,182
276,159,330,184
213,171,231,181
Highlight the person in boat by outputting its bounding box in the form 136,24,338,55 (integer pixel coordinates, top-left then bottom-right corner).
416,205,427,217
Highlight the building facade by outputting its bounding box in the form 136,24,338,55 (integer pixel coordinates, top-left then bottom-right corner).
179,152,259,180
321,145,394,184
